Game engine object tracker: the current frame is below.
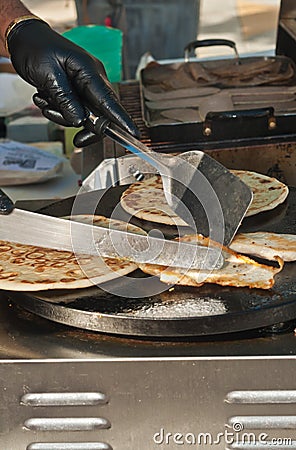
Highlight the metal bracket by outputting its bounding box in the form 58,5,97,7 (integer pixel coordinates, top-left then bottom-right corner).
82,155,157,191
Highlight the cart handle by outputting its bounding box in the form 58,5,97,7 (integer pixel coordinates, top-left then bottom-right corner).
203,107,277,137
184,39,240,62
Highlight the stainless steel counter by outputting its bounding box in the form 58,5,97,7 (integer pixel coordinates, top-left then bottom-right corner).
1,294,296,450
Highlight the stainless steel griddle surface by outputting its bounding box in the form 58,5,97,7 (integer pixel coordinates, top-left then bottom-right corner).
9,185,296,338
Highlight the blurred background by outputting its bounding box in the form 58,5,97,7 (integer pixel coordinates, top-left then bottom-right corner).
24,0,280,77
21,0,281,77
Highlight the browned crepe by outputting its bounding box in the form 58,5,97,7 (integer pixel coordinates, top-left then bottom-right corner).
139,234,284,290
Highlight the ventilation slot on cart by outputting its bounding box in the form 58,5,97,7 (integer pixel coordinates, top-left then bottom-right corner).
225,391,296,449
22,391,112,449
228,416,296,429
228,443,296,450
24,417,111,432
226,390,296,404
21,392,108,407
27,443,112,450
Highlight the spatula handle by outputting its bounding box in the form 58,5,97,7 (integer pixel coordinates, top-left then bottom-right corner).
88,114,171,176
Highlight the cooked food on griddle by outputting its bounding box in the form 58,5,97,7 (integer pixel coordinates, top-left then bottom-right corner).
0,183,294,292
230,170,289,216
139,234,284,290
120,171,289,226
230,232,296,262
0,215,145,291
121,174,185,226
121,170,294,290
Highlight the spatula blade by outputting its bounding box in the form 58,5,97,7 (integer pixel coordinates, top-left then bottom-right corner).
165,151,253,246
93,120,252,247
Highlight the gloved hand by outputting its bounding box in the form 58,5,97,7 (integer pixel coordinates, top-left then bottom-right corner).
7,18,139,147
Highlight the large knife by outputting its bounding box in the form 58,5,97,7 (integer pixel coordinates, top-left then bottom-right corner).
0,190,223,270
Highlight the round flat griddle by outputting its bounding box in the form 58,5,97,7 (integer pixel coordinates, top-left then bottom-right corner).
10,186,296,338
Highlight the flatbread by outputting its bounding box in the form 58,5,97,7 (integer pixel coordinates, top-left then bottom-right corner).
0,215,145,291
121,175,185,226
139,234,284,290
230,232,296,262
120,171,289,226
231,170,289,216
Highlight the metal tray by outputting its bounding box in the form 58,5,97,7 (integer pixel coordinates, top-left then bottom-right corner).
139,39,296,143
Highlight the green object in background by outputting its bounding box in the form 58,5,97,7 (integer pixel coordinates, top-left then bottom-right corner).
63,25,123,82
64,127,80,157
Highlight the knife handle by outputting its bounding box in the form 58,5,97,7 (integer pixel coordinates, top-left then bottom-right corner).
0,189,14,215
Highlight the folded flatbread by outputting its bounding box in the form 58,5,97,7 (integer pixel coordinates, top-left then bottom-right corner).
139,234,284,290
230,232,296,262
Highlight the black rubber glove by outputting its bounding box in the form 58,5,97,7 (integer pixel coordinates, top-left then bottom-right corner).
7,19,139,147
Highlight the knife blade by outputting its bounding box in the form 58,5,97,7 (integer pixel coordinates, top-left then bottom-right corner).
0,208,224,270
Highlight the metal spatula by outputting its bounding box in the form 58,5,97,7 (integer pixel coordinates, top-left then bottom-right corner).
89,117,253,246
